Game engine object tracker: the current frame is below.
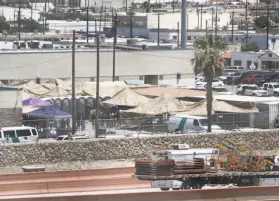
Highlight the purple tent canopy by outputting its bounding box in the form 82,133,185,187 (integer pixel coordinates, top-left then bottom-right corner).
22,98,52,107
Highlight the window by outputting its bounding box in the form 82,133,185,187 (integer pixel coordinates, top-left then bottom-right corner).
3,130,16,138
187,36,191,40
268,85,273,89
173,36,177,40
16,129,32,137
31,129,38,136
272,38,276,43
236,37,238,41
193,120,199,126
268,53,272,57
194,36,197,39
234,60,242,66
57,137,64,141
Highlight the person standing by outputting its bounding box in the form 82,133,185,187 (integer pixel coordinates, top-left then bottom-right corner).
76,113,81,130
81,114,86,131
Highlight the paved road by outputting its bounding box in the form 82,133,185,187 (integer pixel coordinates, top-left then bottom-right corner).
0,188,161,200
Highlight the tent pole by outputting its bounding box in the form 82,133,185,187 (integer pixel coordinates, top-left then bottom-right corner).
71,30,76,137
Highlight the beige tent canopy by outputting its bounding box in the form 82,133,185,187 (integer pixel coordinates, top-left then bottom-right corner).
103,88,151,107
176,99,259,116
82,82,127,98
122,93,187,115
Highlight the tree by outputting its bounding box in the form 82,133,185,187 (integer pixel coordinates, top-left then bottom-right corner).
140,1,150,12
254,16,269,29
191,36,227,132
0,16,10,33
241,42,260,52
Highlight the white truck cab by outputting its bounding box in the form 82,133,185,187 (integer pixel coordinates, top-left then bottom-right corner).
168,115,222,134
262,82,279,96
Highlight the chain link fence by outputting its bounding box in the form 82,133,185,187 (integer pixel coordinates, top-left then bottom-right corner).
22,111,278,139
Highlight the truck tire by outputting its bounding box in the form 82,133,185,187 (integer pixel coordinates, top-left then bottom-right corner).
172,188,180,190
160,188,169,191
274,92,279,97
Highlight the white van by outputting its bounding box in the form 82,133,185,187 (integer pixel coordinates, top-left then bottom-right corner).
168,115,222,133
0,126,39,143
56,135,89,141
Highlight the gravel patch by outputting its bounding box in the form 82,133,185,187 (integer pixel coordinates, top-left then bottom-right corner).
0,159,135,174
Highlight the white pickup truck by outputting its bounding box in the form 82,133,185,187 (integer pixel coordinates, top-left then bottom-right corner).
261,82,279,96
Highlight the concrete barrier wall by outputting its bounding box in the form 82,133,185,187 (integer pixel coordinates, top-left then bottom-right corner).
0,130,278,167
1,186,278,201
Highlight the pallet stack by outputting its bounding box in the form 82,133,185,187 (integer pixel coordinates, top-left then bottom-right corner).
173,158,206,174
135,159,174,176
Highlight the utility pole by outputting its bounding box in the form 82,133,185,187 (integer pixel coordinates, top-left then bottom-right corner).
231,11,234,43
18,4,21,40
129,11,133,39
95,34,100,138
212,7,214,30
44,0,47,34
245,0,248,44
266,2,269,50
157,13,160,46
181,0,186,49
86,6,89,43
200,5,203,30
113,13,117,82
206,19,208,37
31,4,33,21
71,30,76,137
215,2,218,37
177,21,179,48
255,0,258,17
99,5,103,32
197,6,199,29
125,0,128,13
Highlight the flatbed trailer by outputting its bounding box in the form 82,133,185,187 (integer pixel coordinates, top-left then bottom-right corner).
135,171,279,190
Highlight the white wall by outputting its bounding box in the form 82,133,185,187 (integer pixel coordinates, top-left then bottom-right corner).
0,50,195,79
149,32,178,41
146,9,231,30
44,20,112,33
0,89,22,109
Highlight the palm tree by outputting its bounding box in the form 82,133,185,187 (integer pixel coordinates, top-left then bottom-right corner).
191,35,227,132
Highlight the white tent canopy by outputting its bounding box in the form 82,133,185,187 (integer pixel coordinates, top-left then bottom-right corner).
103,88,151,107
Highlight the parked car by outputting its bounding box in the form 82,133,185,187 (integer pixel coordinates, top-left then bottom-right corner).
254,72,278,86
244,85,268,97
196,78,224,88
224,66,245,72
257,72,279,86
218,72,235,83
241,74,259,84
261,82,279,96
56,135,89,141
212,87,233,95
227,71,260,85
236,84,257,95
195,73,204,81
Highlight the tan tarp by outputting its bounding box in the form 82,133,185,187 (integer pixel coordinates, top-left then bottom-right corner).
82,81,127,98
103,88,151,107
9,79,128,99
122,93,187,115
176,99,259,116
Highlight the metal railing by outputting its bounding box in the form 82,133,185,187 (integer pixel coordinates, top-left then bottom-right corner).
21,111,278,139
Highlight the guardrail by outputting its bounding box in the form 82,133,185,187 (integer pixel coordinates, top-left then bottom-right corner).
0,186,278,201
0,167,136,184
